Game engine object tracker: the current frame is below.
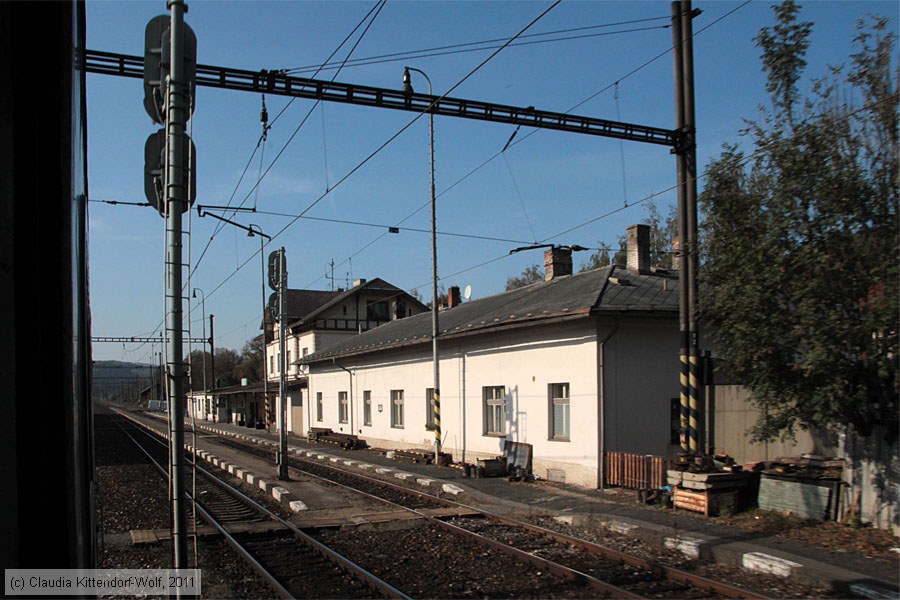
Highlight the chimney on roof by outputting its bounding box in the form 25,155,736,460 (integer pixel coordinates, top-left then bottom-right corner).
353,278,367,287
626,224,650,274
544,247,573,281
448,286,461,308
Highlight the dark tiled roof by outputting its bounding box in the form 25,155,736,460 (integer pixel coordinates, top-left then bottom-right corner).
267,289,341,323
300,277,427,324
264,278,429,329
300,266,678,364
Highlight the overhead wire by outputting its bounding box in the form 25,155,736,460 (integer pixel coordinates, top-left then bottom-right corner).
190,0,387,278
413,91,900,291
501,152,538,244
117,1,746,353
306,5,735,289
614,82,629,207
280,18,672,75
229,0,388,212
204,0,563,300
246,208,534,244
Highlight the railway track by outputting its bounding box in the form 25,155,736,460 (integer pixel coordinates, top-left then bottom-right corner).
202,426,769,599
111,412,407,599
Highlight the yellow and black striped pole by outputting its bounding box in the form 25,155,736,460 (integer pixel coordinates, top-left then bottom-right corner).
433,388,441,458
680,351,689,451
688,351,699,453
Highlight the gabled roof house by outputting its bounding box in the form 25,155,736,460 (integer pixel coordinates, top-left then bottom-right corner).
299,225,682,488
261,277,428,434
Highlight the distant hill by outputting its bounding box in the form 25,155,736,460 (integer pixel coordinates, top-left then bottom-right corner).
92,360,156,403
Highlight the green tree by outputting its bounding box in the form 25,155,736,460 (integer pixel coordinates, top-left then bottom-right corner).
505,264,543,290
700,2,898,441
579,244,611,271
235,336,265,383
580,235,627,272
645,199,678,269
187,349,211,391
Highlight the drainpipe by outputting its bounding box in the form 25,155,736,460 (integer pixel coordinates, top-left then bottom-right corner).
597,319,620,490
334,359,353,434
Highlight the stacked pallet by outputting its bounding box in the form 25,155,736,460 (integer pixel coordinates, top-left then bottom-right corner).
667,470,752,516
306,427,366,449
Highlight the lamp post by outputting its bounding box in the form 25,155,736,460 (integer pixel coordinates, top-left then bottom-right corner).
402,66,441,459
248,224,272,430
191,288,207,419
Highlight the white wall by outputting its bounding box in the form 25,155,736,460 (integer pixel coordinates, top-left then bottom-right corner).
308,320,602,487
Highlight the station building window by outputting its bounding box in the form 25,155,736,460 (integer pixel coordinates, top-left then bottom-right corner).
391,389,404,428
483,386,505,436
338,391,349,423
549,383,570,441
363,391,372,426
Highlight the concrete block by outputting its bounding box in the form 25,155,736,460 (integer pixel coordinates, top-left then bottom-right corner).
375,467,393,475
289,500,308,512
246,473,257,485
258,479,274,493
742,552,802,578
394,472,413,480
442,483,465,495
329,457,341,463
357,463,374,470
233,469,244,479
848,583,900,599
272,486,291,502
343,460,356,466
664,535,707,560
417,478,435,487
227,464,236,475
552,515,592,527
316,453,329,460
606,521,639,536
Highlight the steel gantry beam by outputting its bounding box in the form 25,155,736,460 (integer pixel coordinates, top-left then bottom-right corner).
84,49,679,147
92,336,208,344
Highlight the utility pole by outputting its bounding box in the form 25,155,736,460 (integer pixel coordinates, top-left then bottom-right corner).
275,248,289,480
402,66,441,460
141,0,197,573
673,0,701,454
163,1,188,566
209,314,216,420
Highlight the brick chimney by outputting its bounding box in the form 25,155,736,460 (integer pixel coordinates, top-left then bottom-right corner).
626,224,650,274
447,286,461,308
544,247,573,281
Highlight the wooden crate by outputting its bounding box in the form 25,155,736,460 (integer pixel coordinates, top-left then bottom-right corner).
673,487,738,516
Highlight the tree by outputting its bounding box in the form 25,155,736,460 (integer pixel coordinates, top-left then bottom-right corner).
187,349,211,391
213,348,242,388
579,244,611,271
579,236,627,272
235,336,265,383
645,199,678,269
505,264,543,290
412,284,448,308
700,2,898,441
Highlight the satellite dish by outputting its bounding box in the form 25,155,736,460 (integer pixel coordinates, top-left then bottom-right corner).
463,285,472,300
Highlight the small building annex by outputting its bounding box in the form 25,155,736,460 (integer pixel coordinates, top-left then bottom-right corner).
299,225,682,488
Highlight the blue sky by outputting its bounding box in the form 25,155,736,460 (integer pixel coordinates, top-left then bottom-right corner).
86,0,897,363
